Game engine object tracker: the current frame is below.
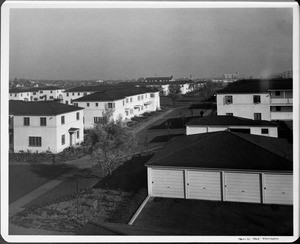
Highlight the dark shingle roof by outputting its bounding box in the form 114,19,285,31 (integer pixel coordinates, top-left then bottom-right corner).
216,79,292,94
64,85,135,93
9,86,63,93
73,87,158,102
186,116,278,127
9,100,84,116
146,131,292,171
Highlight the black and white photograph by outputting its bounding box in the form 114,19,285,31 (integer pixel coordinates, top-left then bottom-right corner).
1,1,299,242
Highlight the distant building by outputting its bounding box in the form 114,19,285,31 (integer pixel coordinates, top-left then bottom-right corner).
9,86,64,102
186,115,278,137
9,101,84,153
145,76,175,83
216,79,293,121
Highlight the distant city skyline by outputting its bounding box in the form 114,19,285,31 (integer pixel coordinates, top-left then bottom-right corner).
10,8,293,80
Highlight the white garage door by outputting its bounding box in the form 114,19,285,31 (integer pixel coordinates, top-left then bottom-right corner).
151,169,185,198
264,174,293,205
225,172,261,203
187,171,222,201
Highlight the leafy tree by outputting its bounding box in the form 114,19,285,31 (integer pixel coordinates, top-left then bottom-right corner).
86,111,137,175
168,83,182,106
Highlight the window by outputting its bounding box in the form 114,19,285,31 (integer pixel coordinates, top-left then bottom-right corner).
126,98,129,103
78,93,80,96
76,112,80,120
261,128,269,134
50,91,53,93
77,131,79,139
150,93,155,98
224,95,233,104
123,100,125,106
72,93,75,96
40,90,43,94
276,106,281,111
84,92,87,96
61,135,65,145
49,96,53,99
66,101,69,105
33,92,36,95
108,103,115,109
34,98,38,101
130,97,133,102
87,103,89,107
21,93,23,97
254,113,261,121
29,137,42,147
40,117,46,126
275,91,281,96
141,95,143,100
95,103,98,107
94,117,103,123
66,93,69,97
73,103,78,106
226,113,233,116
138,96,140,101
9,117,13,126
15,94,17,97
61,115,65,125
24,117,30,126
40,96,44,99
253,95,261,104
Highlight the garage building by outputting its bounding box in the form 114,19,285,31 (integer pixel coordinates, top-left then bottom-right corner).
146,131,293,205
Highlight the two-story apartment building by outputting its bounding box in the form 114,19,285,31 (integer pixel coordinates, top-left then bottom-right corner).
9,86,64,102
9,101,84,153
72,87,160,128
216,79,293,121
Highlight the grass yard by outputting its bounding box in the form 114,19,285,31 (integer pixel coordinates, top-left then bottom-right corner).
9,164,74,204
133,197,293,236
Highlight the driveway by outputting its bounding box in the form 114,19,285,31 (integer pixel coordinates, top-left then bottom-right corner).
133,197,293,235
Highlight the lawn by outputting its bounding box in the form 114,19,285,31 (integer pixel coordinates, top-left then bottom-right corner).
9,164,74,204
133,197,293,235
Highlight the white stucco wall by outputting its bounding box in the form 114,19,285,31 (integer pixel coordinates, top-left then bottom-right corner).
217,93,271,120
186,125,278,137
13,110,84,153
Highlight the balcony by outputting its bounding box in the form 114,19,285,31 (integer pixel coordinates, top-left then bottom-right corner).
270,112,293,120
270,98,293,104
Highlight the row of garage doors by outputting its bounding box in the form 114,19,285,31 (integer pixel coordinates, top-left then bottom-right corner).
148,168,293,205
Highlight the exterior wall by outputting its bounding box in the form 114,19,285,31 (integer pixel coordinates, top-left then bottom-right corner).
13,115,57,153
148,167,292,205
12,110,84,153
62,91,92,104
55,110,84,152
217,90,293,121
186,125,278,138
9,89,64,101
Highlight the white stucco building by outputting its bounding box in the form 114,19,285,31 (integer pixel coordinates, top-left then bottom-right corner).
9,101,84,153
9,86,64,102
186,115,278,137
72,87,160,128
216,79,293,121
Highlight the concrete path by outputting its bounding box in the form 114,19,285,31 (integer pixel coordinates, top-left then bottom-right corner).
9,223,71,235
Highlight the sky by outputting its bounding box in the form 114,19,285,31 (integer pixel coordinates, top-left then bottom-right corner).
9,8,293,80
